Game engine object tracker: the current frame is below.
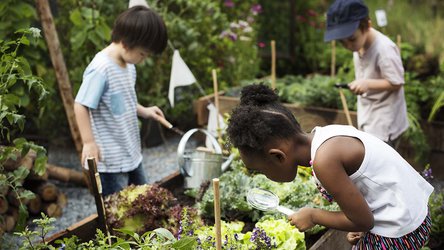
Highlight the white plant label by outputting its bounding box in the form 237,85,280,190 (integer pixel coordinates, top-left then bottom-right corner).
375,9,388,27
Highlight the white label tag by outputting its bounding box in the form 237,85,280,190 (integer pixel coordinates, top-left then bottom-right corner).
375,9,388,27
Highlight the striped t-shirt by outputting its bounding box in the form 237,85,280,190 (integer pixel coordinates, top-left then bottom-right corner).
75,51,142,173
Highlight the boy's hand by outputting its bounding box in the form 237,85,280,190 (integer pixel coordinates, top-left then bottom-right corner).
288,207,316,232
349,80,369,95
82,142,101,169
347,232,363,245
139,105,165,120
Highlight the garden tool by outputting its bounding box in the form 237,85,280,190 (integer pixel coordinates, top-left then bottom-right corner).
247,188,296,216
157,116,185,135
334,83,353,126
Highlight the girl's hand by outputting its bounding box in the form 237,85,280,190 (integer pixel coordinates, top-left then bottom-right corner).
288,207,316,232
81,142,101,168
347,232,363,245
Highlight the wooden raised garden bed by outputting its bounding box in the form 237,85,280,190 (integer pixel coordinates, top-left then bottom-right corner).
47,170,350,249
193,93,444,180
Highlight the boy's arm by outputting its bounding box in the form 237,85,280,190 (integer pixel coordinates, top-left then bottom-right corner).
349,78,401,95
137,104,165,120
74,103,101,165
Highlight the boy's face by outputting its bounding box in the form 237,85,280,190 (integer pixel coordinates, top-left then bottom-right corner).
122,46,150,64
339,28,368,52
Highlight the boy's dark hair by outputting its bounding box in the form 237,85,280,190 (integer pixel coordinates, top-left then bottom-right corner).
111,6,167,54
227,84,302,154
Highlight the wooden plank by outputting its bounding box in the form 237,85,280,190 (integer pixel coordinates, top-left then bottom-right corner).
309,229,350,250
193,94,358,131
46,214,99,244
86,158,109,236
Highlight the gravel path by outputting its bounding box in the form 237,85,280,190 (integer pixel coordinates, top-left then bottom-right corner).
1,135,185,249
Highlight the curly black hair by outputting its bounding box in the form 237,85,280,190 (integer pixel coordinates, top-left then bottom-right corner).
227,84,302,154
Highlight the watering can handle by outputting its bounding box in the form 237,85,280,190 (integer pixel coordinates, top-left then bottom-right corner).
177,129,222,176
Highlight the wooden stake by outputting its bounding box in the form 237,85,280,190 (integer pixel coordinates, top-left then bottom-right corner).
87,158,110,239
331,41,353,126
36,0,92,192
212,69,221,142
213,178,222,250
271,40,276,90
397,34,401,51
35,0,83,158
331,40,336,77
339,90,353,126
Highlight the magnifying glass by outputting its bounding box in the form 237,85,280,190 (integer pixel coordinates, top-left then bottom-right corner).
246,188,296,216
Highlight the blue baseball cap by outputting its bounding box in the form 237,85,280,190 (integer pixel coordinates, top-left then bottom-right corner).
324,0,369,42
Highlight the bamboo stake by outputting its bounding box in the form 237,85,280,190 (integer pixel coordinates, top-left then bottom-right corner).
212,69,222,142
331,41,353,126
271,40,276,89
331,40,336,77
35,0,82,158
397,34,401,51
213,178,222,250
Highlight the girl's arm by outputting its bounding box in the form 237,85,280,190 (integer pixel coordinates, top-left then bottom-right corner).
289,136,374,232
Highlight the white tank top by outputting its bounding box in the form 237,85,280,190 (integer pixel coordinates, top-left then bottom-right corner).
310,125,433,238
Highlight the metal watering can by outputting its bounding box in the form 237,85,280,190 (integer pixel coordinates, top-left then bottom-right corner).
177,128,234,189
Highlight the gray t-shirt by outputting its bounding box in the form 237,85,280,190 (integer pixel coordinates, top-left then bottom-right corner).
353,29,409,142
75,51,142,173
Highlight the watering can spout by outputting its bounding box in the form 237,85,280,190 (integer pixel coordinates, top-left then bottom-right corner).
221,153,234,172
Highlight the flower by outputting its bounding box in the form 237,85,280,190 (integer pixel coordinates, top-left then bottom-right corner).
258,42,266,48
250,4,262,15
307,9,318,17
224,0,234,8
29,27,41,38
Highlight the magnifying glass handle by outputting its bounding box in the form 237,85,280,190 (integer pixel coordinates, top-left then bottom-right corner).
276,205,295,216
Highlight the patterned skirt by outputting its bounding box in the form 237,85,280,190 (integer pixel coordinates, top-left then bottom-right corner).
353,213,432,250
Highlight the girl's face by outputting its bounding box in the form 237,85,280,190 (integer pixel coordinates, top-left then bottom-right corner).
239,139,301,182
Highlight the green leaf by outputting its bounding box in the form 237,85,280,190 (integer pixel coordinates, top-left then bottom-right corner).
69,9,83,26
94,22,111,41
154,228,176,241
18,189,35,200
19,36,29,46
33,156,47,176
15,204,29,231
115,228,136,238
171,237,196,249
70,29,88,50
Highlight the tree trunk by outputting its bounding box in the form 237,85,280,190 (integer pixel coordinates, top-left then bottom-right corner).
34,0,82,157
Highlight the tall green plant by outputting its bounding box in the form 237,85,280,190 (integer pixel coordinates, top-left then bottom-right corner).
0,27,48,232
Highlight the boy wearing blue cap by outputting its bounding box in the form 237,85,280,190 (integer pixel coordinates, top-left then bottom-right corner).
325,0,408,149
